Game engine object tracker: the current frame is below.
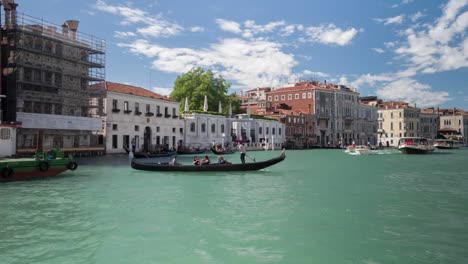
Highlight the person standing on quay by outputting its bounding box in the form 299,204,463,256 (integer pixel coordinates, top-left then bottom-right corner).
238,143,246,164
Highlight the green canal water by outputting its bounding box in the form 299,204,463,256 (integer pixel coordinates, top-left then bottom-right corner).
1,148,468,264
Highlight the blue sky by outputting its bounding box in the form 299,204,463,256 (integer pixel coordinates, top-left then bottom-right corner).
19,0,468,109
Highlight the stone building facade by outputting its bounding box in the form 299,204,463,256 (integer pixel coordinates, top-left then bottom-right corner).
94,82,183,154
377,101,420,147
1,6,104,153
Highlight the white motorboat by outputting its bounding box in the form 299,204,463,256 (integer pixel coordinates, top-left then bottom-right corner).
398,137,435,154
434,139,460,149
345,145,371,155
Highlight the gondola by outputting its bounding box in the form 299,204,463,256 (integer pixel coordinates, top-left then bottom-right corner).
210,146,237,155
131,151,286,172
176,147,207,155
124,147,177,158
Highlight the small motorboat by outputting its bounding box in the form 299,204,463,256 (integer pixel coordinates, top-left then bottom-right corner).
345,145,371,155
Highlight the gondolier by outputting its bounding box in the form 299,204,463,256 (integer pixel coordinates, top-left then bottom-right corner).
238,143,246,164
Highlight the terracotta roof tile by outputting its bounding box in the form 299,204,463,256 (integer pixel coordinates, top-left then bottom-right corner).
105,82,174,101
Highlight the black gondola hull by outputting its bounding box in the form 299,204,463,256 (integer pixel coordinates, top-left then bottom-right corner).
131,153,286,172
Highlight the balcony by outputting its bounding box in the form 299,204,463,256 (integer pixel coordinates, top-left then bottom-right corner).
124,110,132,114
377,128,385,133
165,114,171,118
135,111,142,116
111,108,120,113
172,115,178,119
156,113,163,117
378,117,384,121
145,112,154,117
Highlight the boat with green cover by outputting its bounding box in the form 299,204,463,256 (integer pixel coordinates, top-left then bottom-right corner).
0,148,77,182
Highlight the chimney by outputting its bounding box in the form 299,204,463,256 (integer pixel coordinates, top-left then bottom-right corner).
62,23,69,38
9,1,18,29
3,0,12,29
66,20,79,40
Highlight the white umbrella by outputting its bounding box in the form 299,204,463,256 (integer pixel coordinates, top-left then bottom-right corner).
218,101,222,113
203,95,208,112
228,103,232,117
184,97,189,111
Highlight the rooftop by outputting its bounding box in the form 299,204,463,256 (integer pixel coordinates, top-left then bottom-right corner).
105,82,174,101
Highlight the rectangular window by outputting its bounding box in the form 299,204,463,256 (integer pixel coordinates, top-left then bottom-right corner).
268,96,272,101
274,95,279,101
135,102,139,112
295,94,299,99
112,124,118,131
281,95,285,100
146,104,150,113
124,101,129,111
112,100,118,110
112,135,118,149
135,125,139,131
173,127,176,133
307,92,312,98
279,128,282,135
0,128,11,140
302,93,306,99
157,105,161,114
288,94,292,100
157,127,160,132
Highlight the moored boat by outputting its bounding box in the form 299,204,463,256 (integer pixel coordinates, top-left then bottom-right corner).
398,137,435,154
177,147,207,155
131,151,286,172
124,147,177,158
210,146,237,155
0,149,77,182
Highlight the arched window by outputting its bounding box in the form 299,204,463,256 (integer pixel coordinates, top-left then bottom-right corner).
259,127,263,134
272,128,276,135
190,122,195,132
221,124,225,133
211,124,216,133
201,123,206,132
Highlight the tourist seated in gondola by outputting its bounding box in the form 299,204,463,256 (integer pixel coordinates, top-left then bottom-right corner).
217,156,226,164
201,155,210,165
193,156,200,165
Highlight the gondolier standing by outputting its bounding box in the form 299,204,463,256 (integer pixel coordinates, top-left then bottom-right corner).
238,143,246,164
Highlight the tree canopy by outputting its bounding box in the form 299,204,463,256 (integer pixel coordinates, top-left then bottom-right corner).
170,67,240,115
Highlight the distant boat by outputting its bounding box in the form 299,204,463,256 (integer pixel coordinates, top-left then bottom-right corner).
345,145,371,155
434,139,460,149
210,146,237,155
398,137,435,154
0,149,77,182
177,147,207,155
124,147,176,158
131,151,286,172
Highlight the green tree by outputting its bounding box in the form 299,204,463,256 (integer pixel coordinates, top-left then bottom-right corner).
170,67,239,114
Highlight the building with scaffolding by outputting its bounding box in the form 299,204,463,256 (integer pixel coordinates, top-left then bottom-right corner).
0,1,105,155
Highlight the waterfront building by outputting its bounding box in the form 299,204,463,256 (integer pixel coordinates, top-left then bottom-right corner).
419,108,439,140
1,5,105,155
230,114,285,150
91,82,183,154
265,81,361,147
182,112,231,148
438,108,468,146
357,102,378,146
377,101,420,147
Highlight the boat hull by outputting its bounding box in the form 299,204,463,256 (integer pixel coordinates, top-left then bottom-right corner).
210,147,237,155
131,153,286,172
0,158,74,182
398,147,434,154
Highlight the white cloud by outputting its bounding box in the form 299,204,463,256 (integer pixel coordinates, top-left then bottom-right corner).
374,15,404,25
118,38,297,88
304,24,361,46
114,31,136,39
410,11,425,22
302,70,329,78
215,18,242,34
95,0,183,38
372,48,385,53
376,78,450,107
190,26,205,32
394,0,468,74
151,86,173,96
